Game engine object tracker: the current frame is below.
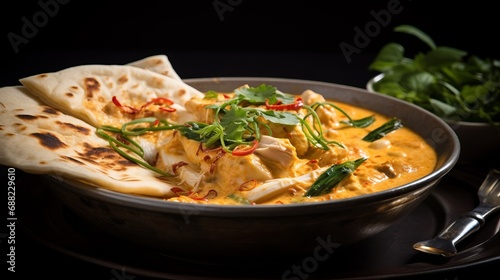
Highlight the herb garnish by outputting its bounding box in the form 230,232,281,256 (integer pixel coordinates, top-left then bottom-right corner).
304,157,367,197
369,24,500,125
96,84,382,177
362,117,403,142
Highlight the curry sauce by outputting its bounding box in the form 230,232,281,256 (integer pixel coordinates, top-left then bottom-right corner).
151,86,437,205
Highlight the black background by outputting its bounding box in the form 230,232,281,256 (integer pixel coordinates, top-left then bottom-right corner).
1,0,500,279
1,0,499,88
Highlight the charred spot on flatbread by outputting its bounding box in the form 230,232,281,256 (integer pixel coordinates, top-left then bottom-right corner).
72,143,136,172
16,114,37,120
61,155,85,165
42,106,60,115
16,114,49,120
13,123,28,131
150,77,164,88
177,88,187,98
81,143,135,165
55,121,91,135
31,132,67,149
118,75,128,84
84,77,100,98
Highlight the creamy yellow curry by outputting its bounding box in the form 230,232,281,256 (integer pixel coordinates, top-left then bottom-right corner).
100,84,437,205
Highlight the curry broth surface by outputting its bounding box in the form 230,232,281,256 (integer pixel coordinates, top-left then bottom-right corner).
159,92,437,205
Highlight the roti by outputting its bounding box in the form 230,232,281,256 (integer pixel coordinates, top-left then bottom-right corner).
127,54,182,81
19,63,204,128
0,86,176,197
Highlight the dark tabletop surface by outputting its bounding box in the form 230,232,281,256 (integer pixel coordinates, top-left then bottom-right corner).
1,1,499,279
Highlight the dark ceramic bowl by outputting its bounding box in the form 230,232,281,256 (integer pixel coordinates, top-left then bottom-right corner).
43,77,460,264
367,73,500,164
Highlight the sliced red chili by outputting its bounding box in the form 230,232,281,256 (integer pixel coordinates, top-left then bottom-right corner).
239,179,257,191
210,149,226,174
159,106,176,112
149,119,160,127
112,96,176,114
189,189,218,201
265,97,303,111
172,161,188,175
112,96,139,114
170,187,189,196
151,97,174,105
232,140,259,156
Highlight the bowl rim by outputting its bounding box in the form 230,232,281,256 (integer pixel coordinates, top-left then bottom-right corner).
46,77,461,216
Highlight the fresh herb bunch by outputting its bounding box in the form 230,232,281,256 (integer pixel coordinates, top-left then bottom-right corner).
369,25,500,125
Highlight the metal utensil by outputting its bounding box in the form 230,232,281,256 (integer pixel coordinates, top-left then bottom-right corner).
413,168,500,257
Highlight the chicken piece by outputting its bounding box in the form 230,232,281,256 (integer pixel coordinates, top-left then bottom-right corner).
375,159,416,179
156,150,205,191
265,123,310,157
301,89,326,105
245,167,328,203
155,131,204,191
254,135,296,169
287,125,310,157
254,135,313,177
214,153,273,189
184,96,217,123
173,134,274,193
301,89,339,127
305,144,349,167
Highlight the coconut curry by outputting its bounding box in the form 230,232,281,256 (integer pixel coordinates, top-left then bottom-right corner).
100,84,437,205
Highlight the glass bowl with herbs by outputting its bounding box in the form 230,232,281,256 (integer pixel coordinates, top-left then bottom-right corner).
367,25,500,163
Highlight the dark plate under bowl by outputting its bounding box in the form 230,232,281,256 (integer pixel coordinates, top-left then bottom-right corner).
43,77,460,264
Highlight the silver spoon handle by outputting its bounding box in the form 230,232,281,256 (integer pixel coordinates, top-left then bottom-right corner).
413,168,500,257
413,213,481,257
436,215,481,243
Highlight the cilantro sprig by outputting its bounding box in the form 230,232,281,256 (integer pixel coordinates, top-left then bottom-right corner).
369,24,500,125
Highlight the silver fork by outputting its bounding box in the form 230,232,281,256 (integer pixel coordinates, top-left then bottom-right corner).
413,168,500,257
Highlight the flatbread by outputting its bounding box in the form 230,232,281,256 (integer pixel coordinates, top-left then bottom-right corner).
127,54,182,81
0,86,176,197
19,64,204,128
